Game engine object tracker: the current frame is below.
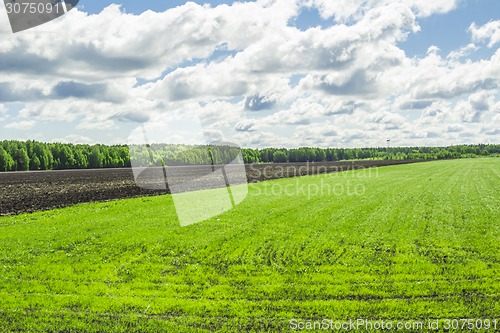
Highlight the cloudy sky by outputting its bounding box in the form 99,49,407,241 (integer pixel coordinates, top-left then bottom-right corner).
0,0,499,148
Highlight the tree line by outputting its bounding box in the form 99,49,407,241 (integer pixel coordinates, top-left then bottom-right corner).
0,140,499,172
244,144,500,164
0,141,129,172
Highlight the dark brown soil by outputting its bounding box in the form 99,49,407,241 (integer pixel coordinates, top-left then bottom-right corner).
0,160,427,216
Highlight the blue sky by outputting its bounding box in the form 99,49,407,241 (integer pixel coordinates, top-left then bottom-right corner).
401,0,500,57
0,0,499,147
78,0,243,14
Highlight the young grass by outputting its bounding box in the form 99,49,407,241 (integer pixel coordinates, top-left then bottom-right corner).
0,159,499,332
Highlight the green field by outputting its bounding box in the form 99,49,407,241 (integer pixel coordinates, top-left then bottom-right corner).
1,159,499,332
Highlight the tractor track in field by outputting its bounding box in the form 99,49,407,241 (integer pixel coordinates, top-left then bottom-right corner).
0,159,427,216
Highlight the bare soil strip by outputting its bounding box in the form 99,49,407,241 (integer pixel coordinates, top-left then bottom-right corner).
0,160,426,216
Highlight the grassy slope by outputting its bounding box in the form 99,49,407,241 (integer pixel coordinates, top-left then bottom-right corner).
0,159,499,332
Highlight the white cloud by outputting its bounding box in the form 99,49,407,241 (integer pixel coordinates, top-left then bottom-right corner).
469,20,500,48
0,0,498,148
235,119,257,132
307,0,457,22
367,111,407,131
51,135,96,144
417,101,453,125
263,99,325,125
455,92,495,123
4,120,35,130
0,104,7,122
446,43,478,62
390,49,500,101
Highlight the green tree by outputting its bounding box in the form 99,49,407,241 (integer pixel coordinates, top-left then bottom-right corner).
0,146,15,171
272,150,288,163
15,148,30,171
89,146,104,168
29,155,41,170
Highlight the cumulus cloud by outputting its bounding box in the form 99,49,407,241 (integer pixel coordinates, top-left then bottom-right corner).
367,111,407,130
245,95,276,111
469,20,500,48
446,124,465,133
51,135,96,144
396,99,433,110
0,82,45,102
418,101,453,125
235,119,257,132
324,100,360,115
455,92,495,123
4,120,35,130
0,0,498,147
390,48,500,103
260,99,325,126
307,0,457,22
446,43,479,62
0,104,7,122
